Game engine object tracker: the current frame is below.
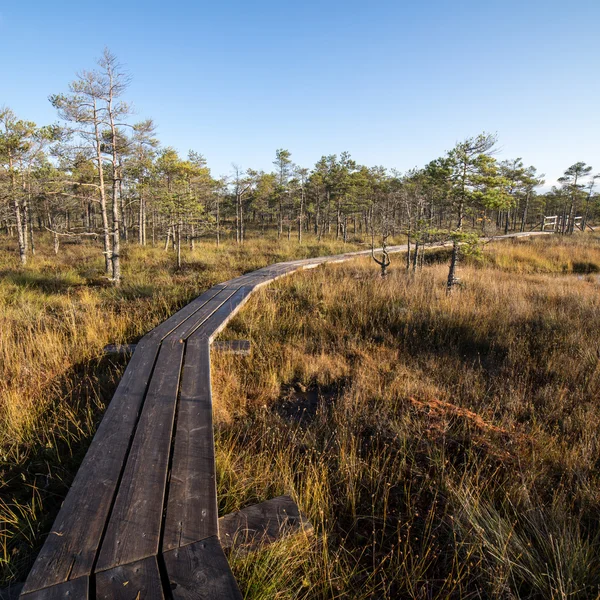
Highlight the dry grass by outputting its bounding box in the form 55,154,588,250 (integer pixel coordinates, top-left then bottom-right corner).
211,233,600,599
1,232,599,595
483,233,600,274
0,232,368,584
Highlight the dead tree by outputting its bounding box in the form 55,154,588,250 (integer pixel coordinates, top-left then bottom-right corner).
370,186,395,278
371,234,391,277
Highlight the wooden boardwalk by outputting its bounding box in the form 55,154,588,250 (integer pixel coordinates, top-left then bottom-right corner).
20,232,550,599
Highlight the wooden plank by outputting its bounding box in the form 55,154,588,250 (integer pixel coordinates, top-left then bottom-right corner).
95,556,164,600
21,338,159,593
193,287,255,343
143,285,228,343
224,276,264,292
219,496,313,552
163,338,216,551
166,289,240,342
95,288,242,572
20,577,88,599
22,287,230,593
212,340,251,356
163,537,242,600
95,340,184,572
219,273,264,289
267,265,302,283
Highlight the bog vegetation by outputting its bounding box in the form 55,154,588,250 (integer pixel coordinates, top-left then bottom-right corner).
0,232,363,583
214,234,600,599
1,232,599,599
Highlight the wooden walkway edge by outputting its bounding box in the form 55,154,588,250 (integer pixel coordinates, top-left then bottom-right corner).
19,232,550,599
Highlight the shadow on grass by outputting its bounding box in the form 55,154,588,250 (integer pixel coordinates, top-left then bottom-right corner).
0,353,129,586
0,270,87,294
272,382,339,426
0,268,170,301
572,261,600,274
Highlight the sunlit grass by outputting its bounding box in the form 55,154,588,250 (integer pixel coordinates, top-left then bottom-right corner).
212,233,600,599
1,232,599,594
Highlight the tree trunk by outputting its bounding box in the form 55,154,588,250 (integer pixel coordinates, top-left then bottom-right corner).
111,181,121,283
235,193,240,244
446,240,459,294
119,175,127,242
298,188,304,244
9,158,27,265
28,206,35,256
176,222,182,268
412,238,419,272
13,198,27,265
567,199,576,235
278,197,283,238
151,210,155,246
216,196,220,247
92,101,112,275
240,196,244,244
138,195,144,245
164,225,171,251
22,184,30,257
109,145,121,283
315,190,320,236
520,192,530,232
582,191,592,231
24,180,35,256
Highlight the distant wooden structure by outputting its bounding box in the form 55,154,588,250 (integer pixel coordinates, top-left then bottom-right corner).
542,215,591,233
542,215,559,231
19,232,552,599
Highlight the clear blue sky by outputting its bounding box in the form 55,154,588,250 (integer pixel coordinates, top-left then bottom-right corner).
2,0,598,187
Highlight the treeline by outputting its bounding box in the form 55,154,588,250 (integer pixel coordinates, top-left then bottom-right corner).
1,49,598,285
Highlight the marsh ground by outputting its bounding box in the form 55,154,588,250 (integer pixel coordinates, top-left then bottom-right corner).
1,233,599,599
213,234,600,599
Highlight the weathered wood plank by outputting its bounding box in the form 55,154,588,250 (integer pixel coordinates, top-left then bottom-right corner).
143,285,228,343
95,288,242,572
95,556,164,600
219,495,313,552
163,537,242,600
21,338,158,593
163,338,216,551
194,287,255,343
166,288,240,342
20,577,88,599
22,287,230,593
95,340,184,572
